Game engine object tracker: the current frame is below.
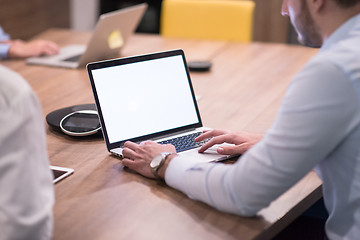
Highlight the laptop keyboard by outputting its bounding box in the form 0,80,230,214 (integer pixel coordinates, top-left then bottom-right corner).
63,54,82,62
159,132,209,152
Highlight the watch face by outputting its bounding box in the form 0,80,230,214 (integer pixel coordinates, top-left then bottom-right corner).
150,154,163,168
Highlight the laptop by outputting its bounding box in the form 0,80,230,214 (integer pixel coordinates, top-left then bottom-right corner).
87,49,236,162
26,3,147,69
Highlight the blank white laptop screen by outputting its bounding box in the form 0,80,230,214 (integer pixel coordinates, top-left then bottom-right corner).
91,54,199,144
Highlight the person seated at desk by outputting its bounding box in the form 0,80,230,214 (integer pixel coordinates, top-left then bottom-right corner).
0,26,59,59
121,0,360,239
0,65,54,239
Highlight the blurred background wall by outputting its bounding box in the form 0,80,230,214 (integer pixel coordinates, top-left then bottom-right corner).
0,0,70,40
0,0,297,44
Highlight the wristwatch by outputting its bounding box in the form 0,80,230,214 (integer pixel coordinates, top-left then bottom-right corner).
150,152,173,179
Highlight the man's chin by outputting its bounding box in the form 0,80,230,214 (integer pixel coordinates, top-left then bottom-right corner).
297,36,322,48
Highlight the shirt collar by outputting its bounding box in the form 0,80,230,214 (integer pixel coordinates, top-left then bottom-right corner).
321,13,360,52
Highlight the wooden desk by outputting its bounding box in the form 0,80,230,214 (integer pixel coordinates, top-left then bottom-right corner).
2,29,321,240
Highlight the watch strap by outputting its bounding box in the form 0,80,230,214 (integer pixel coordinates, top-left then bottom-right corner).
151,152,173,179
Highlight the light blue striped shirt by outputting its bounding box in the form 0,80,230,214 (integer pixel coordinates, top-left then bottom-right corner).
165,13,360,240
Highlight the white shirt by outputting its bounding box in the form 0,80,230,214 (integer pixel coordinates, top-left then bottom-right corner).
0,65,54,239
165,14,360,240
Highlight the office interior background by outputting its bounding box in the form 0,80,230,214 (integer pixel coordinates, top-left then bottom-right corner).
0,1,327,239
0,0,298,44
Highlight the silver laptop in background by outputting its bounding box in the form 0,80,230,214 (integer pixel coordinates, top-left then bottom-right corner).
26,3,148,69
87,49,238,163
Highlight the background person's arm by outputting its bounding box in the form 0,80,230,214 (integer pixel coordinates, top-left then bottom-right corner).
0,26,10,59
0,43,10,59
7,39,59,58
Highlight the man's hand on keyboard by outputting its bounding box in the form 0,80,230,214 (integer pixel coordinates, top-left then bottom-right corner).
196,129,263,155
121,140,176,179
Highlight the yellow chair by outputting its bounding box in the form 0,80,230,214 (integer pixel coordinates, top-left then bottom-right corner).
160,0,255,42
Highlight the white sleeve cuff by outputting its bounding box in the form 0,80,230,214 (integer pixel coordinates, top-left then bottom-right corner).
164,155,216,198
164,155,244,215
164,155,198,193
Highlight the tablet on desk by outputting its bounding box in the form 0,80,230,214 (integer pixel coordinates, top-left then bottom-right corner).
50,166,74,184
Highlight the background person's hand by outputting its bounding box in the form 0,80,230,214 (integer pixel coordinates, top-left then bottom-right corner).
121,141,176,179
196,129,263,155
7,39,59,58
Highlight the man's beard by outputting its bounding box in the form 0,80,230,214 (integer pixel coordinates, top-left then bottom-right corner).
293,1,323,48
